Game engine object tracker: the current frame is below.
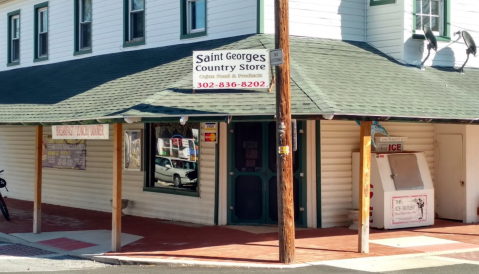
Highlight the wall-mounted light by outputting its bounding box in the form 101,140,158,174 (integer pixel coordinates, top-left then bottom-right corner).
180,116,189,125
322,114,334,120
124,117,142,123
225,116,232,124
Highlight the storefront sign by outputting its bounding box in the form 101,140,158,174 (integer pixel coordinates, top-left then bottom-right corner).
42,136,86,170
374,136,407,152
391,195,428,225
52,124,109,140
193,49,270,89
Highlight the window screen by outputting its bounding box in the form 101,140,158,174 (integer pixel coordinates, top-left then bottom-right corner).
388,154,424,190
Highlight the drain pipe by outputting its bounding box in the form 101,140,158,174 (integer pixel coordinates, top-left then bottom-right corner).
364,0,368,42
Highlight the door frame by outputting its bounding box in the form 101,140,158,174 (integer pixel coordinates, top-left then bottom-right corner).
226,121,307,226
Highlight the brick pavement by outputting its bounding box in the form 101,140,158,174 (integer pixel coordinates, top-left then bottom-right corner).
1,198,479,264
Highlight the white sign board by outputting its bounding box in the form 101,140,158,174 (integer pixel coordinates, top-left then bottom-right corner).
52,124,109,140
391,194,428,225
270,49,283,66
193,50,270,89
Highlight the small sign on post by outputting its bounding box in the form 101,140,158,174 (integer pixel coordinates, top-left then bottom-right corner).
270,49,284,66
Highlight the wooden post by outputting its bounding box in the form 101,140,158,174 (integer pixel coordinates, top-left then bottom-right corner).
33,126,43,234
358,121,372,253
275,0,295,264
112,123,122,252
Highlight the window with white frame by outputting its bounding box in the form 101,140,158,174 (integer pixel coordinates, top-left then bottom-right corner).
129,0,144,41
79,0,92,50
187,0,205,33
415,0,443,36
11,15,20,63
38,7,48,58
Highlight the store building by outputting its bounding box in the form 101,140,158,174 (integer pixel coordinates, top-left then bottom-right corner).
1,0,479,238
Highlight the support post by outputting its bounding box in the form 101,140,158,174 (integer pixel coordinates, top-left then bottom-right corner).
112,123,122,252
33,126,43,234
358,121,372,253
275,0,295,264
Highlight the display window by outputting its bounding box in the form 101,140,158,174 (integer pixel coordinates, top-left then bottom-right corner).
145,123,200,194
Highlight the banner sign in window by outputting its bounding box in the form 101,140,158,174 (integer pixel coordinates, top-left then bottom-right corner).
42,135,86,170
193,50,270,89
52,124,109,140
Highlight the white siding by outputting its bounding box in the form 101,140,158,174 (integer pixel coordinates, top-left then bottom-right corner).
320,120,435,228
404,0,479,68
0,123,216,225
0,0,257,72
367,0,404,61
264,0,366,41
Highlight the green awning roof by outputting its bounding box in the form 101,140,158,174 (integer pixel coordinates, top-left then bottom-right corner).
1,34,479,124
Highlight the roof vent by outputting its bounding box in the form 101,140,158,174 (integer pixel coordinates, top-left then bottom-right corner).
459,31,477,74
419,26,438,70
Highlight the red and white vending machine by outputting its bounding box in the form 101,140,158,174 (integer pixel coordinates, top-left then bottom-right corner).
352,137,434,229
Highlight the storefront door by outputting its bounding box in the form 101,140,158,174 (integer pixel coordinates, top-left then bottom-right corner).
227,122,305,226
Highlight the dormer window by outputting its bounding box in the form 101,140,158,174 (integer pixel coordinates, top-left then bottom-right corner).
413,0,450,40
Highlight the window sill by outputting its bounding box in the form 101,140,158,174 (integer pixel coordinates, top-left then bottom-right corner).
123,39,145,48
7,62,20,67
370,0,396,6
143,186,200,197
181,31,207,40
412,34,451,42
74,49,92,56
33,56,48,63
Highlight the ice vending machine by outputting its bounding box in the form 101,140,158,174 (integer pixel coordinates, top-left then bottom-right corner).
352,152,434,229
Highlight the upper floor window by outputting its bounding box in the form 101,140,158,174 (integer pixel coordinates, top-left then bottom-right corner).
75,0,92,53
181,0,207,39
34,2,49,62
7,10,21,65
414,0,450,40
123,0,145,47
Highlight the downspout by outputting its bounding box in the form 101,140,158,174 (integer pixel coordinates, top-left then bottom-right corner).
364,0,368,42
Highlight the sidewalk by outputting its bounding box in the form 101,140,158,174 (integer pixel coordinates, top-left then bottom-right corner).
1,198,479,268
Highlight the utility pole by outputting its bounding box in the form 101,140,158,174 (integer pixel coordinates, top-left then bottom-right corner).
275,0,295,264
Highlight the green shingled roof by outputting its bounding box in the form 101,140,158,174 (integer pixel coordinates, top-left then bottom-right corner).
1,34,479,124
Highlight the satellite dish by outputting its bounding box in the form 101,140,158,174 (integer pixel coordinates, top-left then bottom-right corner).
419,26,438,70
459,30,477,74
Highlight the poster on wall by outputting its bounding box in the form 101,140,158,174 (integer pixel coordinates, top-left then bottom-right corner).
391,195,427,225
124,130,142,170
42,135,86,170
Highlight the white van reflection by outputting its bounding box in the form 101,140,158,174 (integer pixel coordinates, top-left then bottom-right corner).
155,156,198,189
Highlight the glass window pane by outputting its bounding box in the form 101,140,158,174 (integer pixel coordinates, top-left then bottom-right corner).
80,22,91,49
431,16,439,32
416,15,422,30
234,123,262,172
191,0,205,30
81,0,92,23
131,11,144,39
416,0,422,14
431,0,439,16
422,0,430,15
153,123,199,192
13,18,20,39
423,15,430,28
131,0,144,11
39,33,48,56
40,10,48,33
12,40,20,61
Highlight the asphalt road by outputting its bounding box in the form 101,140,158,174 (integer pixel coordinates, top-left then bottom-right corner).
3,263,479,274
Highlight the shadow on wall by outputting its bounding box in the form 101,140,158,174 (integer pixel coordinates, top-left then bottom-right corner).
333,0,366,41
404,36,459,68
